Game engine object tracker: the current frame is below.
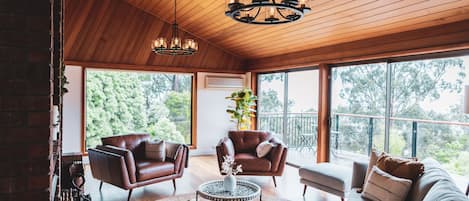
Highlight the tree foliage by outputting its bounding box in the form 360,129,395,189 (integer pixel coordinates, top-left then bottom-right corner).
86,71,191,148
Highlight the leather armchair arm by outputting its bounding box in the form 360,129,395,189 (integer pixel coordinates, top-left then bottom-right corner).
96,145,137,183
351,160,368,189
216,137,235,172
167,143,189,174
88,148,133,189
269,137,288,173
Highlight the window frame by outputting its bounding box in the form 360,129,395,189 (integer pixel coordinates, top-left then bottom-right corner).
328,51,469,158
81,67,197,154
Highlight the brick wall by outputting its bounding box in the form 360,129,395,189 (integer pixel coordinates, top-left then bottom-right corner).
0,0,53,200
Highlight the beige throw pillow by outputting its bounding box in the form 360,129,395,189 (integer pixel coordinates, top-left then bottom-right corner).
362,166,413,201
145,140,165,162
365,149,381,185
256,141,273,158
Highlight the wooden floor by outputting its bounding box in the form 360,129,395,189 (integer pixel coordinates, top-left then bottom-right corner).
84,156,341,201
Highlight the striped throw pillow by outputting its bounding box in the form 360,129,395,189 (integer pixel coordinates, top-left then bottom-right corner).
362,166,413,201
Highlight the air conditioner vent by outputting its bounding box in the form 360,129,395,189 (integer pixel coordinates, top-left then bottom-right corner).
205,75,245,89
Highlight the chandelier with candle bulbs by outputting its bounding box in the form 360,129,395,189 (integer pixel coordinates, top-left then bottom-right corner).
225,0,311,25
151,0,198,55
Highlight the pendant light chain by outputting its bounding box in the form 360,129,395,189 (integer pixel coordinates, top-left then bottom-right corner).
173,0,178,39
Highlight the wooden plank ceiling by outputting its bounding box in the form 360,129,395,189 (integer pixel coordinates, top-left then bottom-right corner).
64,0,245,72
126,0,469,59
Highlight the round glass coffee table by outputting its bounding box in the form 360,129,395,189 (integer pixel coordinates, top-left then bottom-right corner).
196,180,262,201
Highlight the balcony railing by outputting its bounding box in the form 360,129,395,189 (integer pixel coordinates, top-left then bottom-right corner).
258,112,469,163
258,112,318,149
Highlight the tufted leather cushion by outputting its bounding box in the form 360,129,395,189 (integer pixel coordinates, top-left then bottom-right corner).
229,130,272,153
135,160,175,182
235,153,271,172
101,134,150,160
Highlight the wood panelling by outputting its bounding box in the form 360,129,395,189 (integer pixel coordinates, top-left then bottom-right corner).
64,0,244,72
248,19,469,71
126,0,469,59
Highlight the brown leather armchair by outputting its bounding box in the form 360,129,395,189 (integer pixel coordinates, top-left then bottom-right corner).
216,130,288,187
88,134,188,201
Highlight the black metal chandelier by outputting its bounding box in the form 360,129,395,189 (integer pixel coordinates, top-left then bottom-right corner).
151,0,198,55
225,0,311,25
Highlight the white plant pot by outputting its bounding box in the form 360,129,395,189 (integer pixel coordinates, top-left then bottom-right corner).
223,174,236,193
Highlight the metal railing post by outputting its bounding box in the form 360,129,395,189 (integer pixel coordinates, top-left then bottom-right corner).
412,121,417,157
368,118,374,155
335,114,339,150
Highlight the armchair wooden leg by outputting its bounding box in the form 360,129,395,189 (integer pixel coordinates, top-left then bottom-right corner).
99,181,103,191
272,176,277,187
127,189,133,201
341,198,344,201
172,179,176,191
303,185,307,196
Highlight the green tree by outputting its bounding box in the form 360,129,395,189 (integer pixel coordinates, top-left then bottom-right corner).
164,91,191,142
148,117,185,143
86,71,147,148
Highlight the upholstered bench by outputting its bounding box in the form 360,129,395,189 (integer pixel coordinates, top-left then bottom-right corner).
299,163,352,201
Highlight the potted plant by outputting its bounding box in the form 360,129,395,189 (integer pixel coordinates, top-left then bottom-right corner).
226,88,257,130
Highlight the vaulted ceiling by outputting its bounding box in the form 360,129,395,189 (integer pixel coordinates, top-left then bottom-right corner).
126,0,469,59
64,0,469,72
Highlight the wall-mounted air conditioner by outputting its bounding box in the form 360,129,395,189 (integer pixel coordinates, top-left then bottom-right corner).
205,75,245,89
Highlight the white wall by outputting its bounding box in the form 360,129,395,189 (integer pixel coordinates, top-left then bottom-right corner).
63,66,83,153
191,72,249,155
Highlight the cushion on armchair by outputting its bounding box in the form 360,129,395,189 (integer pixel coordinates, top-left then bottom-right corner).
135,160,175,181
256,141,274,158
228,130,272,153
235,153,271,172
145,140,166,162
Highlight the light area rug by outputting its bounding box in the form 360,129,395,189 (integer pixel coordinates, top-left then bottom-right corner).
156,193,290,201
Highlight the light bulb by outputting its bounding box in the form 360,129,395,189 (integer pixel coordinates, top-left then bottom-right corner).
171,37,181,49
152,37,167,49
299,0,306,8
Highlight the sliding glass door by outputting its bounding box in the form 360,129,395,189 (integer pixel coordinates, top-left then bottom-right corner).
329,55,469,180
257,70,319,166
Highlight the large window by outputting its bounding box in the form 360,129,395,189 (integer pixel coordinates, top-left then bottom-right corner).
330,55,469,177
85,69,193,149
257,70,319,166
330,63,387,165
